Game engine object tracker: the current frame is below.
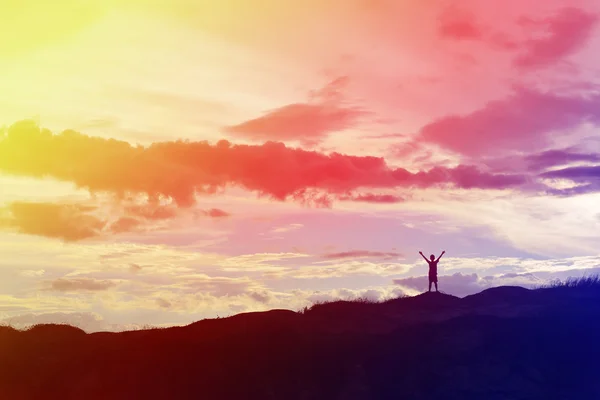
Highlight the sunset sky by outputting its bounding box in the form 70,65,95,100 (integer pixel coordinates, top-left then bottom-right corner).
1,0,600,332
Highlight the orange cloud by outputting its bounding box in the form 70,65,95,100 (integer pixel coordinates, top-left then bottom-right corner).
0,201,105,241
0,120,526,209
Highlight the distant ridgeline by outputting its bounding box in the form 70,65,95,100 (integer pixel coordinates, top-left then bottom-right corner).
1,279,599,399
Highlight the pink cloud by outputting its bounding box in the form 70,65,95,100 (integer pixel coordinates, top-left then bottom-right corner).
204,208,231,218
339,193,404,204
515,7,598,69
322,250,402,260
226,103,364,144
225,78,366,144
438,7,483,40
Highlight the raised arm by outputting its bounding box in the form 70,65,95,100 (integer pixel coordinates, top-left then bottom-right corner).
418,251,429,262
436,251,446,262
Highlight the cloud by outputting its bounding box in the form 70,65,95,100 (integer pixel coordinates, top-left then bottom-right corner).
439,7,482,40
20,269,46,277
322,250,403,260
203,208,231,218
305,285,405,304
292,260,410,279
515,7,598,69
0,120,527,208
177,275,260,297
248,290,272,304
526,149,600,171
225,78,366,144
541,165,600,181
0,201,105,241
225,103,365,145
109,217,143,233
540,165,600,195
270,223,304,233
419,88,600,156
339,193,405,204
220,252,307,272
156,298,172,309
125,203,178,220
48,278,116,292
130,264,143,273
393,272,543,297
0,198,193,241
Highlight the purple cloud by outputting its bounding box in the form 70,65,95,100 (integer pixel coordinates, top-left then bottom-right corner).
420,88,600,156
526,149,600,171
540,165,600,195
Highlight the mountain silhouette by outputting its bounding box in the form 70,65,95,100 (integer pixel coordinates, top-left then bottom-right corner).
1,279,599,399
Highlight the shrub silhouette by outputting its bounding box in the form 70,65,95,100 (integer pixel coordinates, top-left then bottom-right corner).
0,280,599,399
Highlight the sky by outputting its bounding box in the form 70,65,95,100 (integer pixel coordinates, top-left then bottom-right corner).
1,0,600,332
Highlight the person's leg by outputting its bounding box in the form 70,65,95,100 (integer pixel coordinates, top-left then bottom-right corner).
428,281,432,292
435,282,439,292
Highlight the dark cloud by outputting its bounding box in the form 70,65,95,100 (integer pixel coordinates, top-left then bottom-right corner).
541,165,600,180
515,7,598,69
248,290,272,304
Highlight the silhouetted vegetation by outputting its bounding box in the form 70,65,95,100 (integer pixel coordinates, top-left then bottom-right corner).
537,274,600,290
1,282,599,399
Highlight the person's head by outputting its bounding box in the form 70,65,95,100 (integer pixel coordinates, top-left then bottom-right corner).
430,254,435,261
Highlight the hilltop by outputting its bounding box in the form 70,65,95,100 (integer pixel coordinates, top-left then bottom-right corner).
1,279,599,399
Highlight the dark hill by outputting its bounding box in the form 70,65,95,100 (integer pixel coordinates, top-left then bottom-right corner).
1,281,599,399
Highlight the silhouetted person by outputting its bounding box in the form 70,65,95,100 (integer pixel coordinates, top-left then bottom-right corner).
419,250,445,292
